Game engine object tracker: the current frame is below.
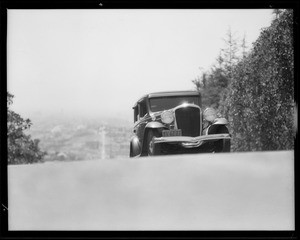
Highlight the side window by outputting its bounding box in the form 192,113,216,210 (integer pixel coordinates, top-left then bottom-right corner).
138,100,147,119
133,106,138,123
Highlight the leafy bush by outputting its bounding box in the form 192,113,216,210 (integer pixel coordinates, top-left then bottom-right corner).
7,92,46,164
223,9,294,151
192,10,294,151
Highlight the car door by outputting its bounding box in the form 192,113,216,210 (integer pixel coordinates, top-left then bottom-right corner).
136,99,149,148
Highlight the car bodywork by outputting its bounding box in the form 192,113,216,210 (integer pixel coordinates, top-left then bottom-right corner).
130,91,231,157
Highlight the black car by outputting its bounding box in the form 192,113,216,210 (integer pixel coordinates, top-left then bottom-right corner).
130,91,231,157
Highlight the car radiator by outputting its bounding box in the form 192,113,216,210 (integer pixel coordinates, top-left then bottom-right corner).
175,106,201,137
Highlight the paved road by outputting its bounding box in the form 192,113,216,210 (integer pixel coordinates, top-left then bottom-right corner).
8,151,294,230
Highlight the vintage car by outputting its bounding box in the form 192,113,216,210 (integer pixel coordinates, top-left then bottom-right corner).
130,91,231,157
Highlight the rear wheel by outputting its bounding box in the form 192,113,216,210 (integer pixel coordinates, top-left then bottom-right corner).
146,129,161,156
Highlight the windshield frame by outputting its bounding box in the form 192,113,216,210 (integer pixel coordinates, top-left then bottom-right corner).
149,95,201,113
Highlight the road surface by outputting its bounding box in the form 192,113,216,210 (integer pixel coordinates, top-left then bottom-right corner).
8,151,294,230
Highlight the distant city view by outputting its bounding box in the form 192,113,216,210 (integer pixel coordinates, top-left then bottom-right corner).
26,113,132,161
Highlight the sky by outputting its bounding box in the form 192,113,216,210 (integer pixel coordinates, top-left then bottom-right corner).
7,9,274,122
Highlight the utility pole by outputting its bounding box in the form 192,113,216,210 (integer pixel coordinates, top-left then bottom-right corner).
98,126,106,160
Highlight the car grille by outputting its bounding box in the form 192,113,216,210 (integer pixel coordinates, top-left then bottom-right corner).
175,106,201,137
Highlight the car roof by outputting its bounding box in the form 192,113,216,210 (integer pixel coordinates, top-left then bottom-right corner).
133,91,200,108
147,91,200,98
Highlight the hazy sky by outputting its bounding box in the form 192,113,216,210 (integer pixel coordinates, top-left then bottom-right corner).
7,9,274,122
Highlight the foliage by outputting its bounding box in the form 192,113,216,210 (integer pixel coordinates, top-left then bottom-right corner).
192,72,223,108
222,9,294,151
7,92,46,164
192,9,294,151
192,28,242,109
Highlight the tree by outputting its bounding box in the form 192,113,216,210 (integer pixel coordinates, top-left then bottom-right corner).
241,33,248,58
7,92,46,164
192,28,242,112
272,9,284,19
217,28,244,118
192,70,222,108
220,28,241,77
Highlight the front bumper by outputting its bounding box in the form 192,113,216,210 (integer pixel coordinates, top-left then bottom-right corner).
153,133,231,148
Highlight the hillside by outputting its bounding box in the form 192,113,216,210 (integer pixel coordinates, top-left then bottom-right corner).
26,113,132,161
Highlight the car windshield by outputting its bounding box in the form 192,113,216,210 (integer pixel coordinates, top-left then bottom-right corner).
149,96,200,112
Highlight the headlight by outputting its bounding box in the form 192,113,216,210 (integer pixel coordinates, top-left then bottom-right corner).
161,110,174,124
203,108,217,122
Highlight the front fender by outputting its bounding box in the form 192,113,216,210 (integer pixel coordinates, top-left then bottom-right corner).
213,118,228,125
207,120,229,135
145,121,166,129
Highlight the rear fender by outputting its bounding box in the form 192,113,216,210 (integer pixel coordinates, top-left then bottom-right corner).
130,136,141,157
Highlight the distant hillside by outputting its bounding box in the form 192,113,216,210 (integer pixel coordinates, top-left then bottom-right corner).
26,113,132,161
27,111,132,127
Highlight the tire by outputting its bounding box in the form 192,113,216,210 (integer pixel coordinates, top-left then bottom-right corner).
211,125,230,153
223,139,231,152
146,129,161,156
129,143,134,158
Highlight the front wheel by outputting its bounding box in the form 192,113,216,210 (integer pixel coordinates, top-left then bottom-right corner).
214,139,231,153
146,129,161,156
209,125,230,153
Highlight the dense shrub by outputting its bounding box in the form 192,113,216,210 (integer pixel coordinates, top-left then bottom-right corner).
224,9,294,151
